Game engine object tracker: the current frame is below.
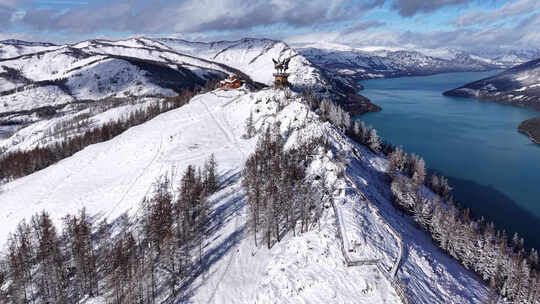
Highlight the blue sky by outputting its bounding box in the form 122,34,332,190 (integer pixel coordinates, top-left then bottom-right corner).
1,0,539,51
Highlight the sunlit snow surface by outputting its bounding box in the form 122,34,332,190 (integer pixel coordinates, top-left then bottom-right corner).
0,88,490,303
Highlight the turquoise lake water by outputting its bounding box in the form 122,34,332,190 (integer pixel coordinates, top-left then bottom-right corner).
358,71,540,250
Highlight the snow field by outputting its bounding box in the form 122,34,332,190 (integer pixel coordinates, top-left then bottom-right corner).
0,88,406,303
0,98,158,153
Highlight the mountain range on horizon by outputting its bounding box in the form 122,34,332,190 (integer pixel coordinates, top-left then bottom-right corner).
3,37,540,76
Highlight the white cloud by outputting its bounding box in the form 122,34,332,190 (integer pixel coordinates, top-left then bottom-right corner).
0,0,21,8
452,0,540,26
10,9,25,21
19,0,383,34
392,0,471,17
286,14,540,53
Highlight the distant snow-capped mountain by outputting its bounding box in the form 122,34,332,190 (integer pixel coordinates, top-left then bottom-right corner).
474,48,540,68
0,41,235,114
444,57,540,111
0,39,60,59
296,43,501,82
444,57,540,144
0,39,57,47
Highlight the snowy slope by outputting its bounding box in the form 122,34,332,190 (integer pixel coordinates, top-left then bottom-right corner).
0,48,227,115
0,55,185,114
0,88,490,303
157,38,328,89
0,40,60,59
444,57,540,111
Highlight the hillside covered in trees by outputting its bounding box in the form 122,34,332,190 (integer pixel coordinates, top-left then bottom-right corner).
2,85,534,303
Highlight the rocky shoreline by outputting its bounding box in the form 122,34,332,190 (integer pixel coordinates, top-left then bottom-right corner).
518,115,540,145
443,89,540,112
341,92,382,115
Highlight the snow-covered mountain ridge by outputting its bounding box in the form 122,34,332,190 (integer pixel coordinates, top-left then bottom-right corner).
295,42,540,83
0,50,230,123
444,58,540,111
154,37,379,114
0,37,380,130
0,87,491,303
0,39,60,59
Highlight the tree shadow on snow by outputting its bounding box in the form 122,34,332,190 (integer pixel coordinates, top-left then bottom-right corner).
177,173,247,302
175,226,246,303
218,169,242,190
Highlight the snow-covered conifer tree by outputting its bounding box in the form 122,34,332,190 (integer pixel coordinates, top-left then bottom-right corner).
367,128,381,153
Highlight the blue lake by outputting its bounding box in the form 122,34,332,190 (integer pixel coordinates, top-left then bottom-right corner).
357,71,540,250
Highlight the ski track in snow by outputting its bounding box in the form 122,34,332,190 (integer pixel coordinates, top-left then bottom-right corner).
105,132,164,219
199,93,247,304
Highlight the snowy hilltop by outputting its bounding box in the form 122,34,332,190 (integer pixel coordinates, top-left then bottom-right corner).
156,37,379,114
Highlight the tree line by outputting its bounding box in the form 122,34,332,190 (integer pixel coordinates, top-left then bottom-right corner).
0,89,197,183
302,90,392,155
303,89,539,303
242,122,330,248
388,146,540,303
0,155,218,303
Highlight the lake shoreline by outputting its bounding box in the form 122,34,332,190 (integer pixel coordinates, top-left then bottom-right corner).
518,115,540,145
442,90,540,145
442,91,540,145
357,71,540,250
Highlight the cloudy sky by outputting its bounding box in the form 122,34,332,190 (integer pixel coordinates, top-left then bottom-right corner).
1,0,539,51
